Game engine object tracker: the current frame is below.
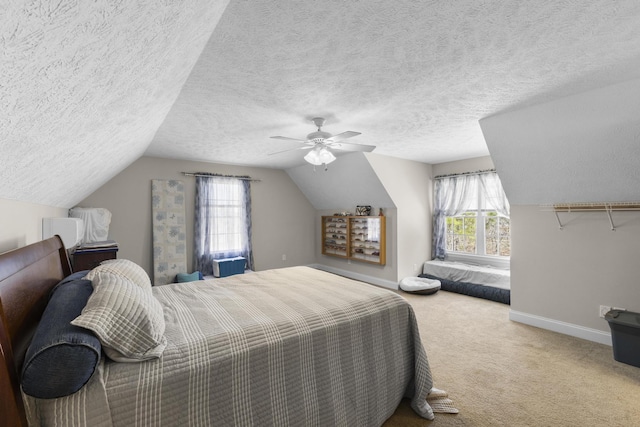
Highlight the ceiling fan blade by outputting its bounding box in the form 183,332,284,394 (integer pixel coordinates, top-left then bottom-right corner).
325,131,361,142
268,145,314,156
329,141,376,152
270,136,309,142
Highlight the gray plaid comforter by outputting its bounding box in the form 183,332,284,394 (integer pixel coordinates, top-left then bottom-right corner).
25,266,434,426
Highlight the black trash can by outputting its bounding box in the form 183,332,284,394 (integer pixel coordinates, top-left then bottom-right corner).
604,309,640,368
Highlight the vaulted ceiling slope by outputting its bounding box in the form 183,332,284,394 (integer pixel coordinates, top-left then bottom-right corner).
3,1,640,208
481,78,640,205
287,153,395,210
1,1,230,208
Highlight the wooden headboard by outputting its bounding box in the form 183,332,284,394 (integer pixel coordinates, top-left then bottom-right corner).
0,236,72,427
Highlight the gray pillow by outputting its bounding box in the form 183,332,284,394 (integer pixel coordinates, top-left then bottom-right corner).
72,271,166,362
85,258,152,291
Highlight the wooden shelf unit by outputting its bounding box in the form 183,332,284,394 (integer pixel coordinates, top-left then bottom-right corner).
322,215,386,265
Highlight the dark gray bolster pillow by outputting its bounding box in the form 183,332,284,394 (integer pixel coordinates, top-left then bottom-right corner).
21,273,101,399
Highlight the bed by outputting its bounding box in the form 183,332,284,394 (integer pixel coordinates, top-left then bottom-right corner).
0,236,436,426
419,260,511,304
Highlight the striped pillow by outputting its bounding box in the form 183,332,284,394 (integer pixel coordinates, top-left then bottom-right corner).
85,258,152,291
72,271,166,362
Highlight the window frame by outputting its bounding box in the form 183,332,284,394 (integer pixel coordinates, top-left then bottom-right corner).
445,185,510,268
201,178,248,258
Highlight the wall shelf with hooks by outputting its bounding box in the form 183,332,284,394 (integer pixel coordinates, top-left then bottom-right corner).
542,202,640,231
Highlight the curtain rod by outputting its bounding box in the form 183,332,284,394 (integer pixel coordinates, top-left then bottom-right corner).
182,172,261,182
434,168,496,179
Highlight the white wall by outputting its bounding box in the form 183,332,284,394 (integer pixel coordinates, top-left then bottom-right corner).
0,198,67,253
78,156,317,276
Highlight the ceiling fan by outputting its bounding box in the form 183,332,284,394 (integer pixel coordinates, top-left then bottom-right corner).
269,117,375,169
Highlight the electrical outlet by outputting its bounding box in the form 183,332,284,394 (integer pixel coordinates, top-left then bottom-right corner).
599,305,611,318
282,254,286,261
413,263,418,271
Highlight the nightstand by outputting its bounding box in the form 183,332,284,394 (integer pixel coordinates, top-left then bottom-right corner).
73,244,118,272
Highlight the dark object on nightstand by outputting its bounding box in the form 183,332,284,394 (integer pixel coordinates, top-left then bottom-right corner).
73,241,118,272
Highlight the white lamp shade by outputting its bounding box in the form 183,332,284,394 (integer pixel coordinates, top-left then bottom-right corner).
42,218,84,248
304,147,336,165
318,148,336,164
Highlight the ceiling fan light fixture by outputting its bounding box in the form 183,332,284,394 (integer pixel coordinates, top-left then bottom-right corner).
318,147,336,164
304,146,336,166
270,116,373,168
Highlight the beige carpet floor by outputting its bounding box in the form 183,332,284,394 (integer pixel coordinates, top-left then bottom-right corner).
383,290,640,426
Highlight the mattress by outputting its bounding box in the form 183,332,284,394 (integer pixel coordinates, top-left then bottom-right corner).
422,260,510,290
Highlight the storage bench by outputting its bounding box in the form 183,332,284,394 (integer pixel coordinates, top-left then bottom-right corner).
212,257,246,278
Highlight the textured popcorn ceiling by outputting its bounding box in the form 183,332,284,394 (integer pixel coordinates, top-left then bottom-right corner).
1,0,229,207
147,0,640,172
3,1,640,208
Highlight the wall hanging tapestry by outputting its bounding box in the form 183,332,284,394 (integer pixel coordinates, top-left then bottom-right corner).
151,179,187,285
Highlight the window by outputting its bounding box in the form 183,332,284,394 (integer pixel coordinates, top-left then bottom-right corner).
194,176,253,275
433,171,510,261
485,212,511,256
445,190,511,257
206,179,246,255
446,212,477,253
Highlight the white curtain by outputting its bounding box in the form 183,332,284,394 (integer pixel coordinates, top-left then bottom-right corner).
478,173,510,217
432,175,478,260
432,171,509,260
194,176,254,275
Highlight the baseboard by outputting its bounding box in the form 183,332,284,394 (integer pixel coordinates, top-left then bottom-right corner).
510,310,612,346
308,264,398,290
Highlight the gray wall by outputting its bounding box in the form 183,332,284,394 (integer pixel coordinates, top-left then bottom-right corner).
294,153,433,286
315,207,398,287
366,153,433,279
434,155,640,343
6,151,633,345
78,156,317,276
511,205,640,336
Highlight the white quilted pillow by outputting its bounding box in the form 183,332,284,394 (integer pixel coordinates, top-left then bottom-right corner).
85,258,152,291
72,271,166,362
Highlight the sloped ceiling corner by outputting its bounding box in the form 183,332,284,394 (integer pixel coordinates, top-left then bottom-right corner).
0,0,229,208
286,153,394,211
480,79,640,205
